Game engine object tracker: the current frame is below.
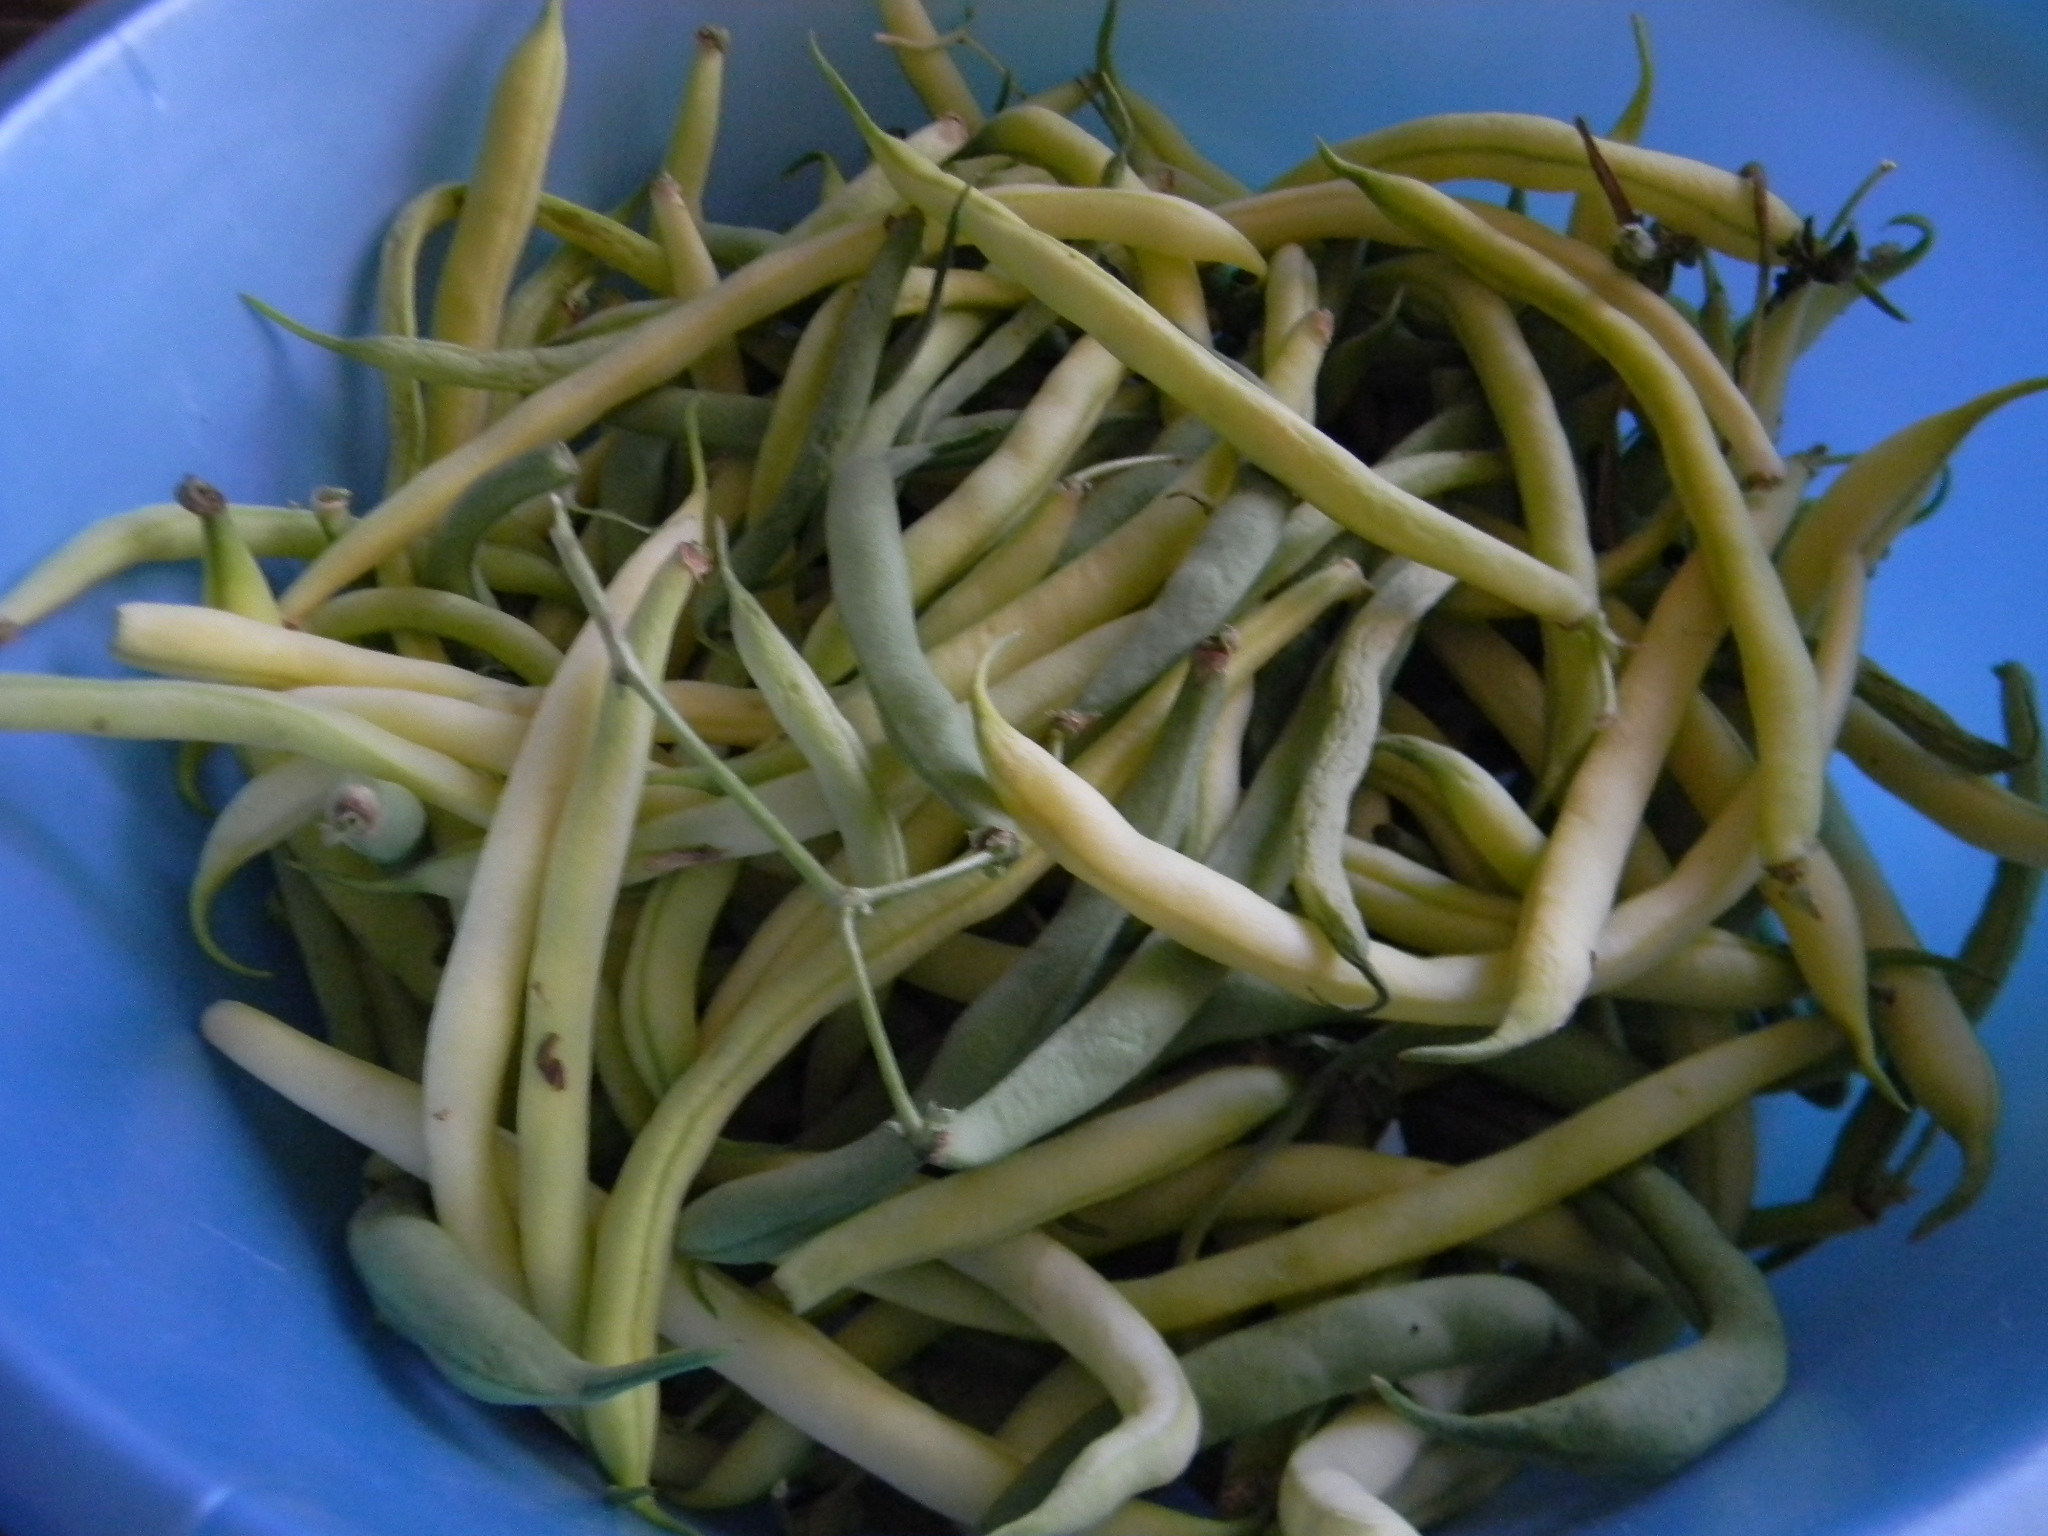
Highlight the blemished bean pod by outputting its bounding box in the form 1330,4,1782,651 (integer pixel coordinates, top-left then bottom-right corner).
772,1064,1292,1314
1374,1164,1787,1480
817,51,1602,632
517,498,704,1342
422,493,714,1299
348,1179,716,1407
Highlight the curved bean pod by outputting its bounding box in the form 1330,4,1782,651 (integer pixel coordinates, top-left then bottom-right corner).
0,504,326,641
956,1232,1199,1536
1375,1164,1786,1479
1268,112,1800,256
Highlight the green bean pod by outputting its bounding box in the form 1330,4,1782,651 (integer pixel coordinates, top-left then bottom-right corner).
415,440,578,602
303,588,564,685
348,1181,715,1407
1374,1164,1786,1480
721,521,906,887
825,450,1008,829
1072,469,1292,721
722,214,924,602
986,1274,1584,1531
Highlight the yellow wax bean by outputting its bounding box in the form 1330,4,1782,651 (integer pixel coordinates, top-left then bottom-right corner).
817,58,1599,632
1114,1018,1840,1333
114,602,528,706
279,217,889,620
1332,162,1819,875
420,500,710,1298
773,1066,1291,1314
424,0,569,458
0,504,326,640
875,0,985,127
0,675,497,827
1267,112,1801,257
983,183,1268,272
286,687,528,774
1838,701,2048,867
1216,184,1782,483
200,1003,1223,1536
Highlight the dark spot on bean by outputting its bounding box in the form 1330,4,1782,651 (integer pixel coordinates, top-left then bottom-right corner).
536,1032,567,1091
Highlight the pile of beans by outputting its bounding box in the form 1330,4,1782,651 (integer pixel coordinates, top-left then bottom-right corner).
2,4,2042,1532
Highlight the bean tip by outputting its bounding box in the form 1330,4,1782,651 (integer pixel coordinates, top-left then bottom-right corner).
174,474,227,520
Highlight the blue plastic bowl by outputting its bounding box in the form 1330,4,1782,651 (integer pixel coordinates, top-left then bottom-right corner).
3,2,2047,1533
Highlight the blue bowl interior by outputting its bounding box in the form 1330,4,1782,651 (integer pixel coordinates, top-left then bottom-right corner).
2,3,2046,1534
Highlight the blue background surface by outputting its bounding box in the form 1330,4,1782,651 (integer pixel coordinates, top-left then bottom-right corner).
1,2,2046,1533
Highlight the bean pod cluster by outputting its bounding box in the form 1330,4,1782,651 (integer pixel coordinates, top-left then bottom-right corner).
2,5,2042,1534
